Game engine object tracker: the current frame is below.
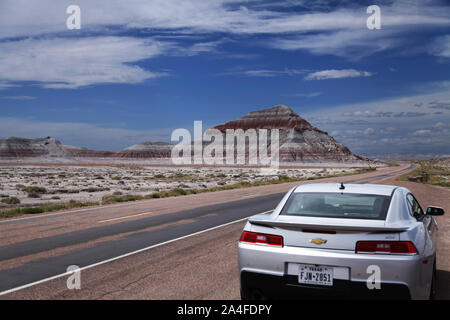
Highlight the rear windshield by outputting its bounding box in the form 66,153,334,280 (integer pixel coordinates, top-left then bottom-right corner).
281,192,391,220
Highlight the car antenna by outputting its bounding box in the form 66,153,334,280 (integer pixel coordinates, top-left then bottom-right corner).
339,182,345,190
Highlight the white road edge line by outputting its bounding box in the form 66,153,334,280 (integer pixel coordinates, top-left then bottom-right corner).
0,201,148,224
0,210,273,297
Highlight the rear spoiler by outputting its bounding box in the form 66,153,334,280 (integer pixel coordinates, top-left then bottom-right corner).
248,215,409,232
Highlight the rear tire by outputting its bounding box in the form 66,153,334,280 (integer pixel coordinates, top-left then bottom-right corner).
429,261,437,300
240,287,249,300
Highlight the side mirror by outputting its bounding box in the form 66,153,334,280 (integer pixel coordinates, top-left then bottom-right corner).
426,206,445,216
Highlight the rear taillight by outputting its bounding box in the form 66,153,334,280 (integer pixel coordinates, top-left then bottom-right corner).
356,241,418,254
240,231,283,247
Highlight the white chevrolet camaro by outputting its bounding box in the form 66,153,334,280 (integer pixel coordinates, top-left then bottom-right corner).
238,183,444,300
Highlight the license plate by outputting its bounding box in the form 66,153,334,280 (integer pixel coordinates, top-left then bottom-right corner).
298,264,333,286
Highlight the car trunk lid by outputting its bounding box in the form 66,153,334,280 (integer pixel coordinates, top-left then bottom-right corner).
249,214,404,251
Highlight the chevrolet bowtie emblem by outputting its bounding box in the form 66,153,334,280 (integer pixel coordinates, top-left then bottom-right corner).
310,238,327,245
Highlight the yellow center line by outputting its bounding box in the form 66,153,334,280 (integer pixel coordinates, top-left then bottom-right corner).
98,211,153,223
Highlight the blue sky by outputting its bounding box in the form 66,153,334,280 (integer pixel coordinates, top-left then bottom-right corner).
0,0,449,156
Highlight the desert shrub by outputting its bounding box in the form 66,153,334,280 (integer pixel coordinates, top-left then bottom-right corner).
82,187,110,193
102,194,143,204
27,192,41,198
172,188,187,196
0,208,21,218
1,197,20,205
22,207,44,214
25,186,47,194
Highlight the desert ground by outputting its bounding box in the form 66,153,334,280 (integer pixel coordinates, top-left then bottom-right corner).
0,164,360,209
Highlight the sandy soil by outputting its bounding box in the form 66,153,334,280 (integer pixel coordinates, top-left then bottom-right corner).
0,165,358,208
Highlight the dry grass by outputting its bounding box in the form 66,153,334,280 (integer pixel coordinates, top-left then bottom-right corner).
397,159,450,188
0,168,373,219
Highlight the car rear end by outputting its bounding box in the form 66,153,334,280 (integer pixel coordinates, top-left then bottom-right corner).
238,184,425,300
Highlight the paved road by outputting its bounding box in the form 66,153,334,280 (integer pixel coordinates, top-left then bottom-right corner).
3,163,447,299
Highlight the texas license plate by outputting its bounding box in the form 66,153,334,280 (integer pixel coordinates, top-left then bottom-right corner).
298,264,333,286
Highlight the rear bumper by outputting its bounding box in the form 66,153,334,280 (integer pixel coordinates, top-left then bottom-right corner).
238,242,429,299
241,271,411,300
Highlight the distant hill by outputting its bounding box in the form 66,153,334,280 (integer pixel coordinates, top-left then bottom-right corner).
213,105,366,163
0,136,170,159
0,104,369,164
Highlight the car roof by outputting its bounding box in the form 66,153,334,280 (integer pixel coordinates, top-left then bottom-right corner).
293,183,398,196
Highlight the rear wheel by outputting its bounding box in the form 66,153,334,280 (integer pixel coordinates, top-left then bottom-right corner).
240,287,249,300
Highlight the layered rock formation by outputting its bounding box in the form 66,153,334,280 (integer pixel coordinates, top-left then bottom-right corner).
0,105,366,164
119,142,173,158
0,137,171,159
212,105,365,163
0,136,115,158
0,137,72,158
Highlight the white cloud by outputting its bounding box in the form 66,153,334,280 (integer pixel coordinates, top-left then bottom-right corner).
363,128,375,136
289,92,322,98
0,37,170,89
304,69,372,80
429,34,450,58
0,1,449,54
0,1,369,38
433,122,446,129
219,68,306,77
302,88,450,155
0,1,449,89
269,29,401,58
2,0,449,37
173,39,226,56
0,82,19,90
1,96,36,100
412,129,432,136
